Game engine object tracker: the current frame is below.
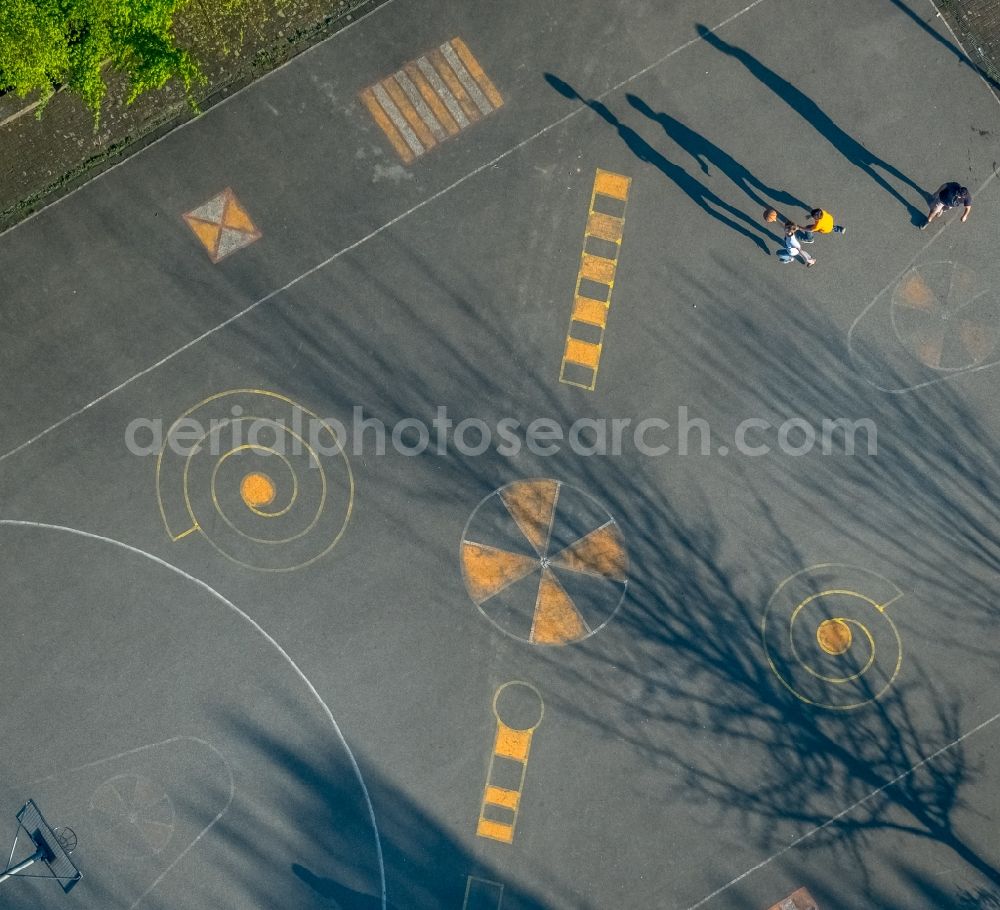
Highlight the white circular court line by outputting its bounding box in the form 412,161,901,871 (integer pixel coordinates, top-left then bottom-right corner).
0,519,386,910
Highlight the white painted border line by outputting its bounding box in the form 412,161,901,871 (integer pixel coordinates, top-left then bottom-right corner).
0,519,387,910
0,1,767,466
682,705,1000,910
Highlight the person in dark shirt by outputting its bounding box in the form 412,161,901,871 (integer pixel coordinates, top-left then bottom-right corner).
922,182,972,228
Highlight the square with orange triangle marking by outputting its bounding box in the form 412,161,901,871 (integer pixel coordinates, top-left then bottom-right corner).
183,188,262,263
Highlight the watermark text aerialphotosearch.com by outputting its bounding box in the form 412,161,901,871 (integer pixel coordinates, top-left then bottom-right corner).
126,406,877,459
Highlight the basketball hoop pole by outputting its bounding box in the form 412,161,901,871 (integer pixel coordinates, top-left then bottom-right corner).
0,846,47,885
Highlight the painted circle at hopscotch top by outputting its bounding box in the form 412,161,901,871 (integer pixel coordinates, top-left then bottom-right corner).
492,681,544,732
890,261,1000,371
156,390,354,571
762,564,904,711
460,479,629,646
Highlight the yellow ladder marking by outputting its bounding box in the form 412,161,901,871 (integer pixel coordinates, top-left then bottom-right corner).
559,169,632,391
476,683,542,845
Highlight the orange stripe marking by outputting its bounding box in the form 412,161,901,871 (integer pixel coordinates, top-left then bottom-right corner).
449,37,504,109
360,87,414,163
382,76,437,150
429,48,481,121
405,62,459,135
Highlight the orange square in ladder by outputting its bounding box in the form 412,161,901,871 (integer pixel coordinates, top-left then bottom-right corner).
572,296,609,328
494,723,531,761
593,169,631,201
183,187,262,263
564,337,602,369
579,253,617,285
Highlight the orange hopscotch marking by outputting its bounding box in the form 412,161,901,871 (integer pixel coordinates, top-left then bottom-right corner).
476,682,543,844
559,169,632,390
182,188,262,263
361,38,502,162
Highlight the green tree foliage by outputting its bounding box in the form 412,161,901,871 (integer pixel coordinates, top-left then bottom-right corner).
0,0,203,123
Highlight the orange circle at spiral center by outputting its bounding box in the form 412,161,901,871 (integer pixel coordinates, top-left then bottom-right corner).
240,472,276,508
816,618,852,655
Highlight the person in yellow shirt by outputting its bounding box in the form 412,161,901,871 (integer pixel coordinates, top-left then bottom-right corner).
798,207,846,243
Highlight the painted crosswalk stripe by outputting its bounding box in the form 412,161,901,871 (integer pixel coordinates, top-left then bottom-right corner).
395,69,448,142
429,48,481,122
405,62,460,135
416,56,469,129
359,87,414,163
362,38,503,163
450,37,504,110
382,76,437,150
371,82,424,158
439,41,494,116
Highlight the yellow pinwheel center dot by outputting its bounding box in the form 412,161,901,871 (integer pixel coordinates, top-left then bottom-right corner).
240,472,276,509
817,618,852,655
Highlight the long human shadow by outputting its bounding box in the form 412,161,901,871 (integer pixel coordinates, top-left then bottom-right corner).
887,0,1000,95
544,72,777,255
625,93,808,216
696,24,929,222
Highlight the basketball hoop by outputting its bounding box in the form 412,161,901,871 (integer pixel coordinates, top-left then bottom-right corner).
0,800,82,893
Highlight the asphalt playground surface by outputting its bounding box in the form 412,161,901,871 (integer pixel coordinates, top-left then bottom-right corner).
1,0,1000,908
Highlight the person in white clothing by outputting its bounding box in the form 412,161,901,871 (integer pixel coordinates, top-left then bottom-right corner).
777,219,816,267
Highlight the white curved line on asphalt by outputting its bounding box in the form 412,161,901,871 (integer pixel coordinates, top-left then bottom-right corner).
0,519,387,910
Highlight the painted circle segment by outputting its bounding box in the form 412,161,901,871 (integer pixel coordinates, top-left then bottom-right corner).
460,479,628,645
890,262,1000,370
